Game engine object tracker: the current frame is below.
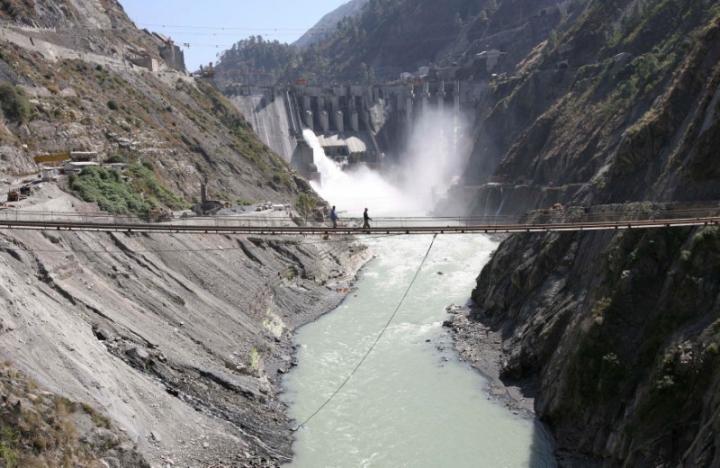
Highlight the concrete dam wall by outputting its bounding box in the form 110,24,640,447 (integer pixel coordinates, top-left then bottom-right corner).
228,89,298,161
226,81,479,179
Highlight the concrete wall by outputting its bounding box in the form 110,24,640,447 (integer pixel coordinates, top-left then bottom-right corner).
228,89,296,161
159,43,186,73
226,79,473,168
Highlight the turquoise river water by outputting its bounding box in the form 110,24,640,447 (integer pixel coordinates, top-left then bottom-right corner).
282,234,557,468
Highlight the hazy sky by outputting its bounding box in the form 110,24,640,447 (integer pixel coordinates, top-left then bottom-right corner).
119,0,347,71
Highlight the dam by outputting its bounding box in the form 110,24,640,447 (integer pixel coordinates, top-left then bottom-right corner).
225,70,556,468
225,79,481,181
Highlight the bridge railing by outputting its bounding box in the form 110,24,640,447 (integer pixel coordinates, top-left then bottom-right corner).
0,205,718,230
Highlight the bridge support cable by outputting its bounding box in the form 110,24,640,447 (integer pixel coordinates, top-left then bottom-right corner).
292,234,439,432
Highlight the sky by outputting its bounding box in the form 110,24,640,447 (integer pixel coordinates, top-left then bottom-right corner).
119,0,347,71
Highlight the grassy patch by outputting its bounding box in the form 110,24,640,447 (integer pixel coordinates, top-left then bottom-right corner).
249,347,261,372
0,428,18,468
69,163,188,217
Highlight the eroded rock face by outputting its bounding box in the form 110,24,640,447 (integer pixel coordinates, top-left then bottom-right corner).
458,3,720,464
0,221,370,467
468,225,720,466
462,2,720,217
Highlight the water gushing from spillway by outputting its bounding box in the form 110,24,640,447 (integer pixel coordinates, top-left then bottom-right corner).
304,129,421,216
305,102,470,217
398,105,470,212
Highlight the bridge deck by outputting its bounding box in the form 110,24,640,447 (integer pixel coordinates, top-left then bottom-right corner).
0,217,718,235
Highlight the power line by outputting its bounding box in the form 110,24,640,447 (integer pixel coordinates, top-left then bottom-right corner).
292,233,438,432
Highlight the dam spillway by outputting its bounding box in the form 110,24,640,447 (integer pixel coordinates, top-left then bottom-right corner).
225,80,479,175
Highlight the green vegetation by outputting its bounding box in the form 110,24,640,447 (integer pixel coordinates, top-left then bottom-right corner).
106,100,119,111
0,363,146,467
295,192,318,223
69,163,188,218
217,36,300,86
215,0,504,83
0,428,18,468
0,83,31,124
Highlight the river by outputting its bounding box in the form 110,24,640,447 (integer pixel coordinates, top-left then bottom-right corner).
282,234,556,468
281,130,556,467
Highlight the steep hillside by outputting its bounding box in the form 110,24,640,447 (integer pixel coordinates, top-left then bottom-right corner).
464,0,720,213
215,0,563,85
450,1,720,466
0,0,304,208
214,36,299,89
294,0,369,49
287,0,563,82
0,185,369,466
0,2,363,467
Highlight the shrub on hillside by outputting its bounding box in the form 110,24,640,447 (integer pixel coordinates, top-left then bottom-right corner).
69,164,188,218
0,83,31,123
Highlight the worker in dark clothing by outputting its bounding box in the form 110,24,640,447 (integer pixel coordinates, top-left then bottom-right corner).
330,206,338,228
363,208,372,230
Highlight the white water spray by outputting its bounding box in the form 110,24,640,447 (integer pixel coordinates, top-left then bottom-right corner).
305,129,422,217
398,106,469,209
305,104,469,218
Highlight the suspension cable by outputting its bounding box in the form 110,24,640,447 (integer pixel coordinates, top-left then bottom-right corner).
292,233,438,432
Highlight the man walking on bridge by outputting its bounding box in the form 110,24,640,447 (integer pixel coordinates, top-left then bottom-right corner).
330,206,338,229
363,208,372,230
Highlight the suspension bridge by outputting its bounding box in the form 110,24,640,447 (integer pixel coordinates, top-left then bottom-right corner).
0,207,718,235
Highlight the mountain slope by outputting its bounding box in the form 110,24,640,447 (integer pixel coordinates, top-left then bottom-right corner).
214,0,563,86
285,0,563,82
464,0,720,213
294,0,369,49
0,2,357,466
0,0,305,207
449,1,720,465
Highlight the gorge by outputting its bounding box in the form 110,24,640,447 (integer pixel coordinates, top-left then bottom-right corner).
0,0,717,467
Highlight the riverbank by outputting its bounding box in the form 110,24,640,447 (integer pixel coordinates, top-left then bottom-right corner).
282,235,556,467
0,184,374,467
446,306,536,416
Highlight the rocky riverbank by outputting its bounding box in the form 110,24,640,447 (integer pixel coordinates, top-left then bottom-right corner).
445,305,535,417
0,187,371,467
454,226,720,467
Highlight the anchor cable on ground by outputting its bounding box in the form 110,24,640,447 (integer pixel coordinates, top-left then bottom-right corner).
292,233,439,432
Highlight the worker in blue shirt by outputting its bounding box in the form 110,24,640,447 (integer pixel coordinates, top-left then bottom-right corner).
330,206,338,228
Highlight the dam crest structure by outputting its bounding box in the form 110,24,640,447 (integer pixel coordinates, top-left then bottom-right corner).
224,79,477,181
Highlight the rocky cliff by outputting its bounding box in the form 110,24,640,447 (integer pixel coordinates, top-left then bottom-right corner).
452,1,720,466
0,2,367,467
464,0,720,214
